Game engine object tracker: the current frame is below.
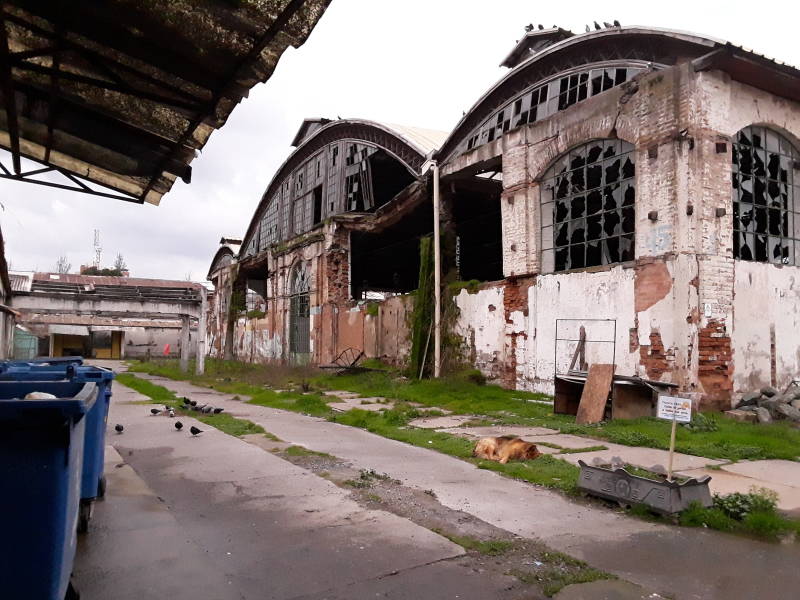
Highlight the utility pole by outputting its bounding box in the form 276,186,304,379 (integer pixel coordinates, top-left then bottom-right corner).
432,161,441,378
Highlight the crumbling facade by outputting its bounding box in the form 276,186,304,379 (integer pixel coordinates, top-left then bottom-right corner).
210,26,800,410
207,120,445,365
11,272,204,360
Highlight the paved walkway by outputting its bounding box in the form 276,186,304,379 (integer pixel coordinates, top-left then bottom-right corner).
121,371,800,600
74,384,522,600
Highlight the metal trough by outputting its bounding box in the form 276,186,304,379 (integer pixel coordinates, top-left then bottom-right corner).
577,460,712,514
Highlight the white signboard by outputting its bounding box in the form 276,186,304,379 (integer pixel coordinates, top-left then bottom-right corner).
657,395,692,423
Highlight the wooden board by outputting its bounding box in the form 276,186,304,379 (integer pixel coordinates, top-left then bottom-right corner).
612,383,656,420
576,364,615,424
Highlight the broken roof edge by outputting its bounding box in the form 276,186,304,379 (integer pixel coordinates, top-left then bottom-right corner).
499,26,575,68
434,25,800,162
237,117,447,255
207,244,239,281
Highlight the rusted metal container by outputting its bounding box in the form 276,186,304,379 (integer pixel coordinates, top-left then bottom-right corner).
577,460,712,514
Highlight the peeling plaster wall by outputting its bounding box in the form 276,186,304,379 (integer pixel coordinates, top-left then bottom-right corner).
211,221,412,367
454,287,505,379
733,262,800,393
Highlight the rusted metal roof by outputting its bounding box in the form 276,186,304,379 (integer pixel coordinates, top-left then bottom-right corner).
9,270,32,292
0,0,331,204
32,272,202,289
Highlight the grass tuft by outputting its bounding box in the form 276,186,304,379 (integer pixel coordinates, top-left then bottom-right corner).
431,529,515,556
284,445,333,458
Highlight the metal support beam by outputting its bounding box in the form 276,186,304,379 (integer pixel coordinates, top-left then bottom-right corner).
0,12,21,174
179,315,190,372
195,287,207,375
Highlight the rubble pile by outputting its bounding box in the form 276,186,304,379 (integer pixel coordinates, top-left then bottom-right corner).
728,386,800,424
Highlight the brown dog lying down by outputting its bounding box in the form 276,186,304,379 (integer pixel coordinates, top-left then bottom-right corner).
472,436,541,464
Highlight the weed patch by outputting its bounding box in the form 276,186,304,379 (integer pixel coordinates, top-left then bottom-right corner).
508,550,615,596
431,529,515,556
285,446,333,458
197,413,265,437
558,445,608,454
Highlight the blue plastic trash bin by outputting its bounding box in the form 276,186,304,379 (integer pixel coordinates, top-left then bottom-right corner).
0,381,96,600
0,364,115,532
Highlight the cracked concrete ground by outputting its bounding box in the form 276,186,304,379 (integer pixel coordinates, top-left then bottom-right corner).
104,369,800,600
73,384,537,600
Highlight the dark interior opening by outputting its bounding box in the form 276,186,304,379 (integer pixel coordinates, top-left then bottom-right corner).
312,185,323,224
449,165,504,282
350,199,433,299
369,150,416,209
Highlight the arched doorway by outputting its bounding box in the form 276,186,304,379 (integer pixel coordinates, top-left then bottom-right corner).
289,262,311,361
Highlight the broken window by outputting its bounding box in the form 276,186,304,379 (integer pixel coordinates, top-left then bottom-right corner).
541,139,635,272
732,126,799,265
463,65,645,154
259,195,281,250
293,193,312,235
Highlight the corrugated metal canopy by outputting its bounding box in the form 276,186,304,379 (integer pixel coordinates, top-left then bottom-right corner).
0,0,331,204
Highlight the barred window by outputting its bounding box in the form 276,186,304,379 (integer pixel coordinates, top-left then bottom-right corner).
541,139,635,272
732,126,799,265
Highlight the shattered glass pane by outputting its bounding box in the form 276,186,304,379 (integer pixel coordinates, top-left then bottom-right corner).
542,139,635,271
570,244,585,269
587,215,602,240
570,195,586,219
586,190,603,214
620,235,635,262
755,235,768,261
569,219,586,244
586,240,602,266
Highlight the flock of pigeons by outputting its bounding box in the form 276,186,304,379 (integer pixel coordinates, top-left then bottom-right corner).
524,20,621,33
113,397,225,437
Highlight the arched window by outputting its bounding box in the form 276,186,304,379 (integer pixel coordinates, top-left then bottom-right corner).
732,126,799,265
289,261,310,295
541,139,635,272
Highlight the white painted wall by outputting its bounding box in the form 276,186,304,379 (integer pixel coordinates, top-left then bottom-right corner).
732,261,800,393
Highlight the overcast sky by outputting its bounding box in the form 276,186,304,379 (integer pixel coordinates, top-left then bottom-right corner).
2,0,798,281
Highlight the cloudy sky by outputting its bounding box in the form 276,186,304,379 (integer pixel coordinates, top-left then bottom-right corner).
1,0,797,281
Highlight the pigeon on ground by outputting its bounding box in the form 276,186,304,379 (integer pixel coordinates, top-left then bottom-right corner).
201,406,213,414
168,410,175,418
175,421,183,431
165,405,171,412
190,426,203,436
213,407,224,414
150,408,161,415
114,424,124,434
189,400,197,407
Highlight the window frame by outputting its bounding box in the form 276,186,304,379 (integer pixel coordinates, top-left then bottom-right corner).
732,125,799,266
540,138,637,274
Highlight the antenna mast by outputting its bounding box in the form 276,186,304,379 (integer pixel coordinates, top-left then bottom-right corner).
93,229,102,268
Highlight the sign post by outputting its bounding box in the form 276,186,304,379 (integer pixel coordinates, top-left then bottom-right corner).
657,395,693,481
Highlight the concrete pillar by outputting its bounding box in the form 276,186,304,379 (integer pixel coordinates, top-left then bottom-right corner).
196,287,207,375
180,315,190,372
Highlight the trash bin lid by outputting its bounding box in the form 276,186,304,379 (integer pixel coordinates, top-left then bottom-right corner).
0,383,97,421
